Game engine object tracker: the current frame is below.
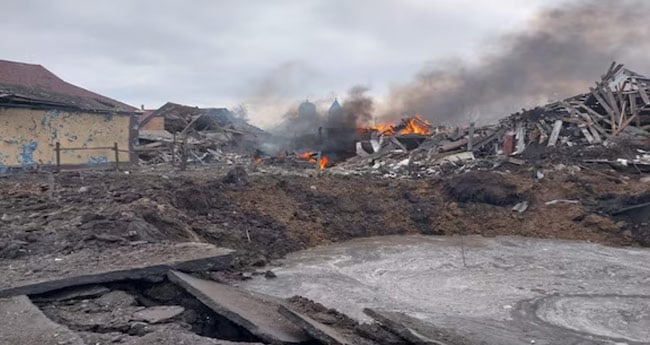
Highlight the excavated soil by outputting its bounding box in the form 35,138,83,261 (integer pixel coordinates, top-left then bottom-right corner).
0,164,648,275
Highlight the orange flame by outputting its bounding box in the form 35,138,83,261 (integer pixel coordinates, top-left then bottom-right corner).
319,156,329,170
399,115,431,135
370,123,396,136
359,115,431,136
297,151,317,163
254,157,263,164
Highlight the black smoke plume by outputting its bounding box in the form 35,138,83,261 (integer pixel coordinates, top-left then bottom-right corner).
381,0,650,124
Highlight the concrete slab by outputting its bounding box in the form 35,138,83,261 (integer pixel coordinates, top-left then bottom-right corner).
30,285,110,303
363,309,469,345
0,295,86,345
133,305,185,324
278,305,353,345
78,323,266,345
0,242,233,297
167,270,311,344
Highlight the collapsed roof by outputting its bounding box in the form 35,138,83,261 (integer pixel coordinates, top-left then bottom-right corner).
150,102,265,136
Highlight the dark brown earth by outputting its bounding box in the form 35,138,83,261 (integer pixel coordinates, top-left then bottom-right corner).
1,163,648,274
0,162,649,345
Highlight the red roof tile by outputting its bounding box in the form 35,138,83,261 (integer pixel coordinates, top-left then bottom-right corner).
0,59,137,112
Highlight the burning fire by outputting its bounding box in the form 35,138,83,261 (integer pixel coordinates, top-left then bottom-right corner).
401,115,431,135
319,156,329,170
297,151,317,163
296,151,329,170
369,123,396,136
360,115,431,136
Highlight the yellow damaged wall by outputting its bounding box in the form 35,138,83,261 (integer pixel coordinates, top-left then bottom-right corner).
0,107,131,169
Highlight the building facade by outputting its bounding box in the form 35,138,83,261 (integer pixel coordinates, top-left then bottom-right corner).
0,60,138,171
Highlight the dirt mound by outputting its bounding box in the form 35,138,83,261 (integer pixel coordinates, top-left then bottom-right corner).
0,165,647,271
222,166,249,186
444,172,521,206
594,192,650,246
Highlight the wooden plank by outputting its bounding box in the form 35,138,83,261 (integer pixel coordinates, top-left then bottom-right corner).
630,93,641,128
588,126,602,144
618,101,627,128
602,61,617,81
616,84,626,110
547,120,563,147
536,123,548,144
580,126,595,144
603,86,621,119
467,122,475,151
639,85,650,105
562,102,592,123
514,125,526,155
577,104,606,120
613,113,639,136
575,104,610,136
590,87,617,130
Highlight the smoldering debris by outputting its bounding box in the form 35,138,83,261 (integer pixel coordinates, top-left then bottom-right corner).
332,63,650,178
137,102,268,166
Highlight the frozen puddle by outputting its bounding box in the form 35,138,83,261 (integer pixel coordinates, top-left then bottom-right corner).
242,235,650,345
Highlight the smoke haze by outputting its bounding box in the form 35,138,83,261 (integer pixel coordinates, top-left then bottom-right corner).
380,0,650,124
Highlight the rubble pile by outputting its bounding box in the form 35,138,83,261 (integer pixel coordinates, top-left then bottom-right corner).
137,102,268,167
331,63,650,178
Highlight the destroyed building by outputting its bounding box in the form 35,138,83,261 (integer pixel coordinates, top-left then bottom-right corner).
0,59,138,171
137,102,268,165
337,63,650,177
137,108,163,131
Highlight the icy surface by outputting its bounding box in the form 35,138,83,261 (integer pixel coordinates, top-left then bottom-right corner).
242,235,650,344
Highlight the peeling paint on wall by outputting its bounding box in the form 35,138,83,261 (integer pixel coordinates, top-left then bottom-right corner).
0,152,8,174
17,141,38,170
0,108,131,167
41,110,61,141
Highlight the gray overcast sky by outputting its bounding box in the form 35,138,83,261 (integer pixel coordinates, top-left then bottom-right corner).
2,0,564,127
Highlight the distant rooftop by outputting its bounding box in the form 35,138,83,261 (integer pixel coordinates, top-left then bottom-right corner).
0,59,137,113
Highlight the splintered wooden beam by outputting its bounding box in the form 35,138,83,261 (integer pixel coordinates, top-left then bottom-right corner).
576,103,606,120
614,112,639,136
602,61,617,81
639,84,650,105
589,87,614,115
590,86,616,128
580,125,595,144
562,101,592,123
618,101,627,128
589,126,602,144
603,85,621,118
615,84,626,108
630,93,641,128
536,123,548,144
548,120,563,147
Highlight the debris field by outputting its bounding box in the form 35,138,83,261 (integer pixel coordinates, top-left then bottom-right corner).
1,63,649,344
